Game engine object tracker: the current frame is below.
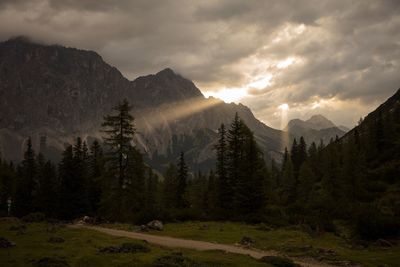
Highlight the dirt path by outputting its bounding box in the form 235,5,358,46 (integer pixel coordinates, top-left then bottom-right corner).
69,224,343,267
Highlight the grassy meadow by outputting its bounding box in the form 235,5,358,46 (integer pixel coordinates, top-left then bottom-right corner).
104,221,400,267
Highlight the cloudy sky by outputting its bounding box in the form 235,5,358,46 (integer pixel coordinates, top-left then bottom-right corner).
1,0,399,129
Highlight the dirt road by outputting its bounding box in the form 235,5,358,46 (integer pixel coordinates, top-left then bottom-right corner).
70,224,345,267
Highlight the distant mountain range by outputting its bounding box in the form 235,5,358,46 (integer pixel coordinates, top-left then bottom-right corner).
285,114,348,145
0,37,284,171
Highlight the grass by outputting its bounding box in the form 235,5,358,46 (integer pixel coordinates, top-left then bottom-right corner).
0,220,272,267
104,221,400,267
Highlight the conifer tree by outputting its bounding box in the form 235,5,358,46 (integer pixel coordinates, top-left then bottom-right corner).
102,99,135,190
36,157,57,217
87,140,104,214
215,123,232,215
176,151,188,208
14,138,37,216
101,99,139,220
163,163,178,209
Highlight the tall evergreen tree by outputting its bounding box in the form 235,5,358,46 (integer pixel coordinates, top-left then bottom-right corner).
176,152,188,208
14,138,37,216
36,157,58,217
87,140,104,214
102,99,135,190
101,99,139,220
215,123,232,215
162,163,178,209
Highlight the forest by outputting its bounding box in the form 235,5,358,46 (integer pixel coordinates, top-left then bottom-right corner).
0,98,399,242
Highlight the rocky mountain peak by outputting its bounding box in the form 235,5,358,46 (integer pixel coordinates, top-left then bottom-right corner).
306,114,336,130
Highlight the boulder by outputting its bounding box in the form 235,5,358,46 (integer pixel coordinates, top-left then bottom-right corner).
0,237,16,248
376,239,393,247
139,225,149,232
146,220,164,231
76,216,94,225
98,242,150,253
239,236,255,247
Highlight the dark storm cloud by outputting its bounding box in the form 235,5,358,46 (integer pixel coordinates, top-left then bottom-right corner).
0,0,399,127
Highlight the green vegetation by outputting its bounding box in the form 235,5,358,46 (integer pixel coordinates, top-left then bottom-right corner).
104,221,400,267
0,220,272,267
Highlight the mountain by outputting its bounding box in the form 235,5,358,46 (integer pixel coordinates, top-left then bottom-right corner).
285,114,347,145
0,37,284,170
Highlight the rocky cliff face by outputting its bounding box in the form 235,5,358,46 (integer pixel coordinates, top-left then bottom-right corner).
0,37,284,170
285,114,347,145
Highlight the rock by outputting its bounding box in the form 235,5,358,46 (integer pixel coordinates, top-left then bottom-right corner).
376,239,393,247
35,257,69,267
239,236,255,247
98,242,150,253
139,225,149,232
146,220,164,231
48,236,65,243
0,237,16,248
76,216,94,225
153,252,202,267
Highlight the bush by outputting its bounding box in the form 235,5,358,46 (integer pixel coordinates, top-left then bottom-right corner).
260,256,300,267
22,212,46,223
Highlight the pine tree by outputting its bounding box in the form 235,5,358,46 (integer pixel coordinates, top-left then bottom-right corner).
58,145,75,219
102,99,135,190
176,152,188,208
280,149,295,205
163,163,178,209
87,140,104,214
206,170,217,215
101,99,138,220
36,157,58,217
14,138,37,216
215,123,232,215
234,124,267,219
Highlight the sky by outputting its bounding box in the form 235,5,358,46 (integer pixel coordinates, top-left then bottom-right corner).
1,0,399,129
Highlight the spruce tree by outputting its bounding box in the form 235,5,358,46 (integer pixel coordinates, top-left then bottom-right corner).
102,99,135,190
215,123,231,215
101,99,138,220
87,140,104,214
14,138,37,216
163,163,178,209
176,152,188,208
36,158,57,217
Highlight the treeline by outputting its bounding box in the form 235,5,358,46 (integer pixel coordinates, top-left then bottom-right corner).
0,99,399,241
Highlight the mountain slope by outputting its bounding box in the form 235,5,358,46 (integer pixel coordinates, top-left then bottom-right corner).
285,114,346,145
0,37,284,170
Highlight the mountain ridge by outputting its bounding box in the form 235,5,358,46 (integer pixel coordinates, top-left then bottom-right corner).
285,114,346,145
0,37,284,170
